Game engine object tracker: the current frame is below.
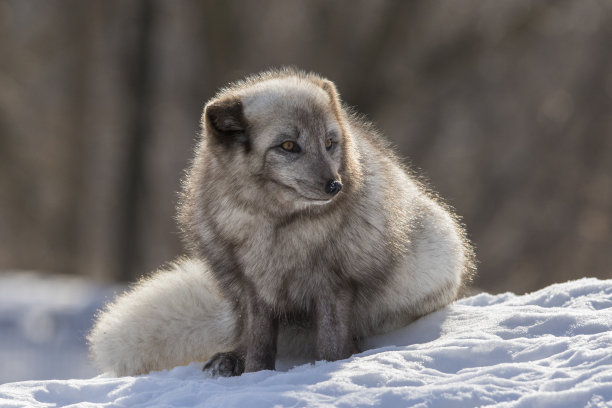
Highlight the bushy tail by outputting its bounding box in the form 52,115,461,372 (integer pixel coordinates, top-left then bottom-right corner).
87,258,238,376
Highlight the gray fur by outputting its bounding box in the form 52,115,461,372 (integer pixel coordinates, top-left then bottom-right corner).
88,68,475,377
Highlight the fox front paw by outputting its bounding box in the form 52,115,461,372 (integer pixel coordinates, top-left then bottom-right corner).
203,352,245,377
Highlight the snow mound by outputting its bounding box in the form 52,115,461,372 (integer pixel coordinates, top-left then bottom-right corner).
2,278,612,407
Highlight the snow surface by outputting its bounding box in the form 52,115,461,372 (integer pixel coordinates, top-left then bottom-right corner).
1,277,612,407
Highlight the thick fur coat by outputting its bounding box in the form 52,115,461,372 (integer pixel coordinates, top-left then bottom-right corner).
88,69,475,377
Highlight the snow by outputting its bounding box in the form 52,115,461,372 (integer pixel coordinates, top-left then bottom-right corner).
1,276,612,407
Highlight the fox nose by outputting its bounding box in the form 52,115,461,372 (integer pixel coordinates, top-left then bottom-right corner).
325,180,343,195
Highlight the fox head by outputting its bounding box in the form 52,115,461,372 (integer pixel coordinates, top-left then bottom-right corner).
200,70,361,215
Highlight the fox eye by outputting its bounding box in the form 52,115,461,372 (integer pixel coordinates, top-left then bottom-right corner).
325,138,333,150
281,141,301,153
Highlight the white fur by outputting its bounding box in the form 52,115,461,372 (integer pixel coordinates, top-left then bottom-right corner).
88,258,237,376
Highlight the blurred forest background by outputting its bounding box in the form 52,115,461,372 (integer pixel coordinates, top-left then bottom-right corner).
0,0,611,295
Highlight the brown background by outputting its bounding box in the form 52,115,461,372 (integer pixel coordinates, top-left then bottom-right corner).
1,0,611,294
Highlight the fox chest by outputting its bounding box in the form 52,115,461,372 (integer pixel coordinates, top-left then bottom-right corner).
211,203,391,309
216,213,340,307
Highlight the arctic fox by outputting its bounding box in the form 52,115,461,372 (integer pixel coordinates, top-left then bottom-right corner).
88,68,474,377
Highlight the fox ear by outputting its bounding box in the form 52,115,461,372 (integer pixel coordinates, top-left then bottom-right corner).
204,98,249,144
319,79,342,116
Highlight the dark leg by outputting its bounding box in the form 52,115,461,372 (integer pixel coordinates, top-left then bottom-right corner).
244,298,278,372
314,289,355,362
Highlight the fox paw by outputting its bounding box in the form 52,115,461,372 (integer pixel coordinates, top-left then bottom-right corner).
203,352,245,377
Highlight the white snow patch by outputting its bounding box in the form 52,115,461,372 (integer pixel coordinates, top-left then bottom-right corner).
1,277,612,407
